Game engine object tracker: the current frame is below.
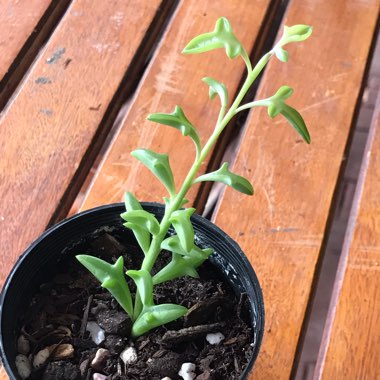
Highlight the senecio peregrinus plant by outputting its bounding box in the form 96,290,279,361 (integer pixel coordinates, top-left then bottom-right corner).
77,18,312,337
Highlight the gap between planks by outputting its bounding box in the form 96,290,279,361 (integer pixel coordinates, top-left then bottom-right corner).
292,24,380,380
49,0,180,225
0,0,72,111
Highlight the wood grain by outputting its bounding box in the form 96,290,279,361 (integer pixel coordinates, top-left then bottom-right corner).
0,0,71,110
80,0,274,211
315,95,380,379
0,0,167,288
0,0,52,81
211,1,379,379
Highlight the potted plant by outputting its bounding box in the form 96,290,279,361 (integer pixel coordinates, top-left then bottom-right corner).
0,18,312,380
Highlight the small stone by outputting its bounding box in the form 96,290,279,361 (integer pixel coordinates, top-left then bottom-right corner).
86,321,105,344
96,309,132,336
43,361,80,380
120,346,138,364
91,348,111,372
17,335,30,355
196,371,211,380
52,343,74,360
33,347,50,368
79,358,90,377
93,373,108,380
178,363,196,380
161,378,172,380
15,354,31,379
205,332,225,345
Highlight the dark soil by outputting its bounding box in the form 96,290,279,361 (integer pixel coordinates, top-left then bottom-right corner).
15,228,254,380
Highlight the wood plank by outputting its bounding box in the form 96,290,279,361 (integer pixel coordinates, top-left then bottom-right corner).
80,0,276,211
211,1,379,379
0,0,171,288
315,95,380,379
0,0,52,81
0,0,71,109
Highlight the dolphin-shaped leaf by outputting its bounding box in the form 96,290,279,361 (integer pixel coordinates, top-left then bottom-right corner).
169,208,196,252
76,256,133,317
131,149,175,196
183,17,243,59
123,192,150,254
120,210,160,236
147,106,201,153
194,162,254,195
202,77,228,107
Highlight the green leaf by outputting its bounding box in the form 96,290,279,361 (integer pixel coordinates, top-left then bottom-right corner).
274,47,288,62
282,25,313,44
153,241,212,285
279,104,311,144
272,85,294,100
202,77,228,107
123,193,150,254
153,253,199,284
124,192,143,211
161,235,213,258
126,269,154,307
76,255,133,317
131,149,175,196
183,17,243,59
123,222,150,254
147,106,201,153
264,86,310,143
194,162,254,195
131,303,188,337
169,208,196,252
127,269,188,337
274,24,312,62
121,210,160,235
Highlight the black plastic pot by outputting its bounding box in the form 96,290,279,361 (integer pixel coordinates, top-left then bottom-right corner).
0,203,264,379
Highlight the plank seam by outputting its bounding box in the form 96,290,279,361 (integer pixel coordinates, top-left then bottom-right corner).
289,20,380,379
313,91,380,379
47,0,180,225
0,0,72,111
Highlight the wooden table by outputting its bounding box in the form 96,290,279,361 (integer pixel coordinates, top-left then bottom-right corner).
0,1,379,379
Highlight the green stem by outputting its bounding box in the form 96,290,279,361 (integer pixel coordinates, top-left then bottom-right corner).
140,50,274,274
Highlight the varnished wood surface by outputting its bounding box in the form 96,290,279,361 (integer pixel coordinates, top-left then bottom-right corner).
0,0,71,110
80,0,274,211
315,95,380,379
0,0,379,379
0,0,52,81
211,1,379,379
0,0,166,288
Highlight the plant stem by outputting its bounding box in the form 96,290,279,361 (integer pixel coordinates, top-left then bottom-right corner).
141,50,274,274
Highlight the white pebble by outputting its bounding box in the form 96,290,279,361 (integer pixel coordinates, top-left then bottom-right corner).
206,332,225,345
91,348,111,372
161,378,172,380
17,335,30,355
15,354,31,379
178,362,196,380
120,346,138,364
33,347,50,368
93,373,108,380
86,321,105,345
